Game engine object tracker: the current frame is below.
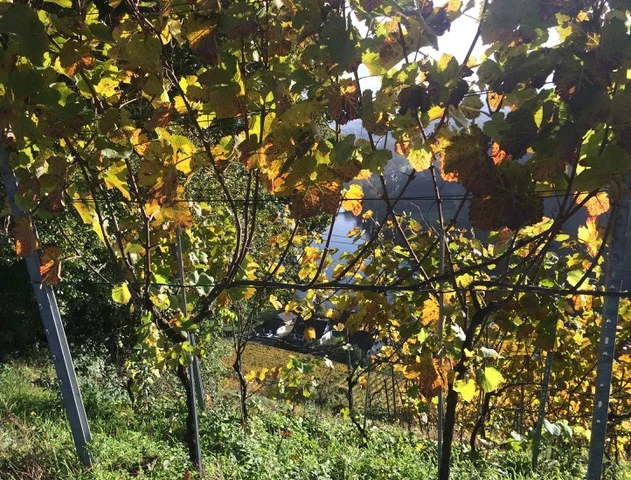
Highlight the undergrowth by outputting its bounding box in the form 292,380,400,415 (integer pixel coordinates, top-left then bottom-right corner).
0,353,628,479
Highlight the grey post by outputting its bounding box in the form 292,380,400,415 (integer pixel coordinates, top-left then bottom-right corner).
586,174,631,480
0,146,92,466
532,350,554,470
175,228,203,469
175,228,205,409
437,224,445,476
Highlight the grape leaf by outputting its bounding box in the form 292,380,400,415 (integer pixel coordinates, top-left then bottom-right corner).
469,162,543,230
39,245,62,285
329,80,361,125
112,283,132,304
0,4,49,65
441,126,498,196
454,378,476,402
341,184,364,216
479,366,505,393
13,216,39,257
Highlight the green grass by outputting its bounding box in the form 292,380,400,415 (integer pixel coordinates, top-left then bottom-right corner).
0,353,628,480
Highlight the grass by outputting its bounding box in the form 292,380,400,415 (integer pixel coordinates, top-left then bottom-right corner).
0,351,629,480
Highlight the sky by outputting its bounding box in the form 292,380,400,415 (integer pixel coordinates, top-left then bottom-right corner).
325,2,487,253
356,0,485,93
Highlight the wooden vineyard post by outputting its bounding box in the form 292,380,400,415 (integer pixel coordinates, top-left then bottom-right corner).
586,176,631,480
0,145,92,466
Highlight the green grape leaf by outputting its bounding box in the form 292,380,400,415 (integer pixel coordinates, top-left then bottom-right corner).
0,4,49,65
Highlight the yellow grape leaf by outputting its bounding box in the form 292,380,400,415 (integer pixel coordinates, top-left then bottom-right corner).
92,217,107,246
577,192,610,217
157,201,193,229
269,294,283,309
304,327,316,340
298,263,316,281
73,197,95,224
112,283,132,304
13,217,38,257
420,297,439,326
45,0,72,8
479,366,505,393
301,246,320,264
578,216,601,257
341,184,364,216
454,378,476,402
427,106,444,122
39,245,62,285
103,162,132,200
408,145,433,171
446,0,461,12
242,288,255,300
216,290,231,307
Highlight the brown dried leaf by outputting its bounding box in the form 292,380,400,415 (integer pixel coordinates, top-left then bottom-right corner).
379,34,403,68
184,18,220,65
441,128,498,196
329,80,360,125
577,192,610,217
405,357,446,400
290,181,341,219
487,91,504,112
130,129,151,156
13,216,38,257
40,188,65,214
491,142,508,165
146,104,172,131
59,40,95,78
40,245,62,285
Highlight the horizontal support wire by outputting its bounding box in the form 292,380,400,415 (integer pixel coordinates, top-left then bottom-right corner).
31,280,628,297
61,189,594,205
